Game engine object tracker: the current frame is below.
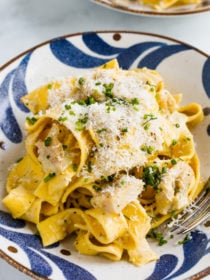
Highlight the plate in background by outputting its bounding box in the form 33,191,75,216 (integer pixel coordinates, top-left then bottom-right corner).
91,0,210,16
0,31,210,280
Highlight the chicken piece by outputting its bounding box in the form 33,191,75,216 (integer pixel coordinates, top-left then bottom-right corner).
35,123,68,174
91,175,144,213
156,161,195,215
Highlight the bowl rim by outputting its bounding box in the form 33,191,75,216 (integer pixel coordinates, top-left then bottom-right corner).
92,0,210,17
0,249,46,280
0,30,209,72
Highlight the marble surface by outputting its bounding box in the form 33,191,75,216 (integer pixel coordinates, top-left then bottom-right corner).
0,0,209,279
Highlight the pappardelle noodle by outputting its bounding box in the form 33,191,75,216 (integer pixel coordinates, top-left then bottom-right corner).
3,59,204,266
112,0,203,11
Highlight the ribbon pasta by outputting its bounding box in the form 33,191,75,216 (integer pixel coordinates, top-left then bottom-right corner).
112,0,203,11
3,59,203,266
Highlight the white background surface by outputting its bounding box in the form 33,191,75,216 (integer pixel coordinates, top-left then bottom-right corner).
0,0,209,279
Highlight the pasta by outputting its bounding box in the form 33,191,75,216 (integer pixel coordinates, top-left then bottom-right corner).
3,59,204,266
112,0,203,11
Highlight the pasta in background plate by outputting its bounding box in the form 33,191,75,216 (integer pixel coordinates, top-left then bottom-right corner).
3,59,204,266
112,0,203,10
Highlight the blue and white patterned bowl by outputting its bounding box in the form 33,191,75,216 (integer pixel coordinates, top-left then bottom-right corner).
0,31,209,280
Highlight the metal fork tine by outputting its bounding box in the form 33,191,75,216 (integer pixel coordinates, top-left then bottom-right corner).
181,212,209,234
176,204,209,234
169,177,210,234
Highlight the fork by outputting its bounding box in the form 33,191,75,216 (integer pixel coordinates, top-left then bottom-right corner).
168,177,210,235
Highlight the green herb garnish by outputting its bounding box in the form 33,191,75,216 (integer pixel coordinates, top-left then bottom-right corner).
78,77,85,85
62,144,68,150
93,184,102,192
65,104,71,110
171,159,177,165
175,123,180,128
130,98,139,105
100,174,115,183
142,165,166,191
121,128,128,133
172,139,178,146
58,116,68,122
26,116,37,125
87,161,92,173
141,145,154,155
147,229,168,246
72,163,78,172
103,83,114,98
143,113,157,126
75,115,88,131
44,172,56,183
16,157,23,163
85,97,96,105
44,137,52,147
178,234,191,245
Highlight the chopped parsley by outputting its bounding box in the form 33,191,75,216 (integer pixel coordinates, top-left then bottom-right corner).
142,113,158,126
58,116,68,122
130,98,139,105
44,172,56,183
93,89,99,97
183,137,191,142
26,116,37,125
76,97,96,106
142,165,167,191
75,115,88,131
72,163,78,172
133,106,139,112
147,229,167,246
87,161,92,173
69,110,75,116
62,144,68,150
172,139,178,146
146,81,156,92
170,210,177,217
77,100,86,106
97,128,107,134
105,101,116,113
143,123,150,130
175,123,180,128
78,77,85,85
141,145,154,155
44,137,52,147
85,97,96,105
171,159,177,165
121,128,128,133
162,166,167,174
16,157,23,163
100,174,115,183
65,104,71,110
93,184,102,192
178,234,191,245
103,83,114,98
